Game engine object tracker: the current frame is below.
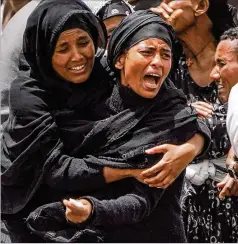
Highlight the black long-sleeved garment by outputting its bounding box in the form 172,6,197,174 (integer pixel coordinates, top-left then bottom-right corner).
25,80,210,242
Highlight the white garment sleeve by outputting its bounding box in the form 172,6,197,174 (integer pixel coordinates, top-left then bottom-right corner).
227,83,238,157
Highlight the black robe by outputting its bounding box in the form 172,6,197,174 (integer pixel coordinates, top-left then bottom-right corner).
24,79,211,242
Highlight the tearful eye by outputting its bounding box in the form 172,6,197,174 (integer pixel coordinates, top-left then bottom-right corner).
161,52,171,59
140,50,153,55
78,40,90,47
56,47,69,53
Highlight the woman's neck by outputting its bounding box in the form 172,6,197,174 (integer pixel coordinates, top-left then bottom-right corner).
177,15,217,86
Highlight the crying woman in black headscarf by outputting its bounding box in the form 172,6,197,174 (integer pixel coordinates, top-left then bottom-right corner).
23,10,211,243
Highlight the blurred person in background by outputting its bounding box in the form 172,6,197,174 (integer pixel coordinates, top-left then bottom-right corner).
0,0,41,125
228,0,238,8
1,0,31,29
96,0,133,40
128,0,162,10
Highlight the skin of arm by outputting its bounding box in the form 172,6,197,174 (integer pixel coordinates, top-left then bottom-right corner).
226,146,238,172
103,167,135,183
216,147,238,198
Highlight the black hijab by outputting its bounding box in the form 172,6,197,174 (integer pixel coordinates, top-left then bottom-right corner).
23,0,107,91
107,10,176,72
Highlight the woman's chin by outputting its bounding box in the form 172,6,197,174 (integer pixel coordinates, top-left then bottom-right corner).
139,89,159,99
67,73,90,84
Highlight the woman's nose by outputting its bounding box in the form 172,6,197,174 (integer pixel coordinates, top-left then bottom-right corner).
71,48,83,61
210,66,220,81
151,54,163,67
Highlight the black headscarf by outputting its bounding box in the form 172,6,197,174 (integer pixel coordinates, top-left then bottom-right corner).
107,10,176,71
23,0,107,90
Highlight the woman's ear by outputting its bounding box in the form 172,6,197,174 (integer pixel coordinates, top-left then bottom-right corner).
115,54,126,70
194,0,209,17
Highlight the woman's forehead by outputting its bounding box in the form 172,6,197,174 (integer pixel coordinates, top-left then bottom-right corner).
135,39,171,48
59,28,89,38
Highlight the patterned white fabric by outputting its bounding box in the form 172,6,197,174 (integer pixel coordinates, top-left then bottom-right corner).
186,160,216,185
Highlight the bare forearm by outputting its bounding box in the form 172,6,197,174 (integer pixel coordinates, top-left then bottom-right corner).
103,167,132,183
188,133,205,157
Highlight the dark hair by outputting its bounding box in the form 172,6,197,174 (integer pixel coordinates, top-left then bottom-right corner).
207,0,236,40
220,26,238,41
220,27,238,54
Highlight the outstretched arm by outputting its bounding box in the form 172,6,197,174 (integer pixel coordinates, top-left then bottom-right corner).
63,179,165,226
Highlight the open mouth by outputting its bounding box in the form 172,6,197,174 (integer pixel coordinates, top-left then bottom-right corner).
143,73,161,90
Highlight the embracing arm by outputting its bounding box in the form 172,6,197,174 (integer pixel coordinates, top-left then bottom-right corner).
139,116,210,188
1,78,131,194
46,156,133,192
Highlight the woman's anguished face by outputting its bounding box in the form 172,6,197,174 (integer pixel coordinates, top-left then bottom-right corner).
52,28,95,84
116,38,172,98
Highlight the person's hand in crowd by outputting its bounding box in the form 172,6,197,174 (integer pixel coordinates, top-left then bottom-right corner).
150,0,193,25
217,147,238,198
190,101,213,118
63,198,92,224
141,144,195,188
140,134,204,188
151,0,174,20
217,174,238,198
226,147,238,174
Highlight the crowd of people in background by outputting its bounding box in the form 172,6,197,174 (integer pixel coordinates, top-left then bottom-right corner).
1,0,238,243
